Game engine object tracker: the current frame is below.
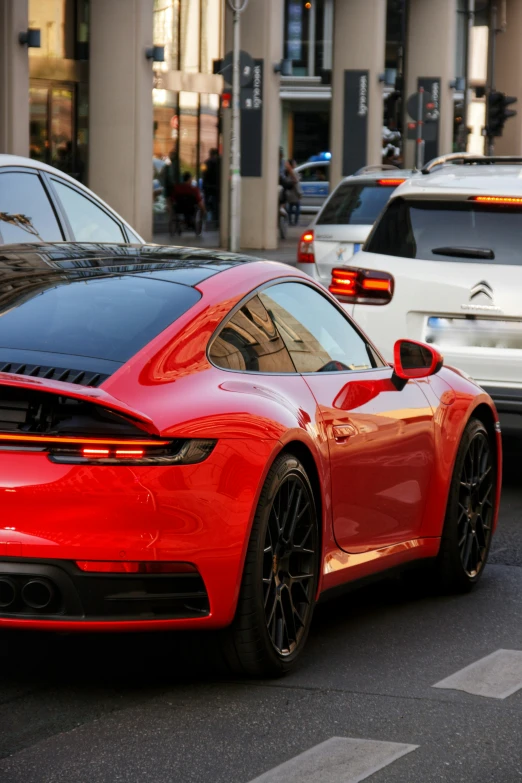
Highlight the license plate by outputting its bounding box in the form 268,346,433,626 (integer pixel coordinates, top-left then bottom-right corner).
426,316,522,349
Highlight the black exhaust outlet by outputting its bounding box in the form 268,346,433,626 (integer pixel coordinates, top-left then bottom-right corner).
0,577,17,608
21,579,54,610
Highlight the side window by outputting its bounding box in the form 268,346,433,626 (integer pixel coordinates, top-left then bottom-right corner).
299,166,329,183
259,282,380,373
0,172,63,244
51,179,125,242
125,226,143,243
209,295,296,373
318,165,330,183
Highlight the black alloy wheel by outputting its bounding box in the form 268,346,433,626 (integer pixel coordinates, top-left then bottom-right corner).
457,427,494,578
435,418,496,592
262,474,317,657
222,453,319,677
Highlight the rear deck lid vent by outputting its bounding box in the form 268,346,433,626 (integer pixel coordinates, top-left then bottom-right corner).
0,363,108,388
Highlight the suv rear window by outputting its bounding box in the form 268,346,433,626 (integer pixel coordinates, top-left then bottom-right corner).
0,275,200,363
366,198,522,264
317,182,394,226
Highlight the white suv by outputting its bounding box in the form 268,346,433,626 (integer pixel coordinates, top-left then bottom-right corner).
330,154,522,428
296,166,415,285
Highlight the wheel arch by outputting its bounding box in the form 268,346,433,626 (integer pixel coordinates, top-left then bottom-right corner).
470,402,497,443
470,401,502,533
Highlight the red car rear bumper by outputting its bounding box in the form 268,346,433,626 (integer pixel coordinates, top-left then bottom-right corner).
0,438,276,631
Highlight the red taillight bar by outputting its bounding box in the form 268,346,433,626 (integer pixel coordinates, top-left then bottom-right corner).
82,448,110,457
0,433,169,446
471,196,522,204
297,229,315,263
75,560,197,574
377,178,406,186
330,266,394,305
362,278,391,291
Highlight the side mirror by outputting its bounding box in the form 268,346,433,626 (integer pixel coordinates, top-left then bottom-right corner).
393,339,443,381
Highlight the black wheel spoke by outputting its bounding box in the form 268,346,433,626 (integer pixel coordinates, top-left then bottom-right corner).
262,472,317,657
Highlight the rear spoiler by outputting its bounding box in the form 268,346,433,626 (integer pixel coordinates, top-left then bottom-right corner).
0,371,159,436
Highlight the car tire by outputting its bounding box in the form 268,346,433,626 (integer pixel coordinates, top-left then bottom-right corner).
220,452,319,677
434,418,496,593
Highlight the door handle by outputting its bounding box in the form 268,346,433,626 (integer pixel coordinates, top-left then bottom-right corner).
332,423,357,442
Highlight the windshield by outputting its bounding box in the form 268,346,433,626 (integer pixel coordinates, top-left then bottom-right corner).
317,182,396,226
366,198,522,264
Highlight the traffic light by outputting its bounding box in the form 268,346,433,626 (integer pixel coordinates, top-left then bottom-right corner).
487,91,518,137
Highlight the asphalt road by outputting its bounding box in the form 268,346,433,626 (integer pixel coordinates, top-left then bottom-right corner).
0,435,521,783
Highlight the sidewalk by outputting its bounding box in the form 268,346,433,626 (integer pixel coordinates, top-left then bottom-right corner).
152,223,307,267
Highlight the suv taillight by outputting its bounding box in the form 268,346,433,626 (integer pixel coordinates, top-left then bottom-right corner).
330,266,394,305
297,229,315,263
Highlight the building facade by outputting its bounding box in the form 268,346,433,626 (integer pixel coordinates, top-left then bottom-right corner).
0,0,223,241
0,0,520,247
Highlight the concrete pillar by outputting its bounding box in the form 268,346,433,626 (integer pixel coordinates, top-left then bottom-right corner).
330,0,386,189
220,0,283,250
89,0,153,241
404,0,457,168
0,0,29,156
493,0,522,155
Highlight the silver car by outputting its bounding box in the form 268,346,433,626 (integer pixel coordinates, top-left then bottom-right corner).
0,155,143,245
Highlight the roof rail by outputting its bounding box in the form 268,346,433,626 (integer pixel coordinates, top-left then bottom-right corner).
354,164,400,175
422,153,522,174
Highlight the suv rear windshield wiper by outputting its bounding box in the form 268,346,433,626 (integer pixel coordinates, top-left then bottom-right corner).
431,246,495,260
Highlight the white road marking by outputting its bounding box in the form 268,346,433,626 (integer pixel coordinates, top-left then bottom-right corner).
247,736,418,783
433,648,522,699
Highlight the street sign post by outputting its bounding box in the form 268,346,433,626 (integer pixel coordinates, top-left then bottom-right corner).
225,0,250,253
406,81,440,166
221,49,255,88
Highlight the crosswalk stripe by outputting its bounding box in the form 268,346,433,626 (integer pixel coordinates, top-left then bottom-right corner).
433,648,522,699
246,736,418,783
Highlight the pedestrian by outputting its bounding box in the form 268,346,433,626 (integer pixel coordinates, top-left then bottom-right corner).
172,171,206,229
285,158,302,226
202,148,221,224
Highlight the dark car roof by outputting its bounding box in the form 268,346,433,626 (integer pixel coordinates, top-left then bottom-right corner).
0,242,259,289
0,243,262,388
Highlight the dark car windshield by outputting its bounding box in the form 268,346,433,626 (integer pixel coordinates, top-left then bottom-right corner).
0,275,200,363
317,182,396,226
366,198,522,265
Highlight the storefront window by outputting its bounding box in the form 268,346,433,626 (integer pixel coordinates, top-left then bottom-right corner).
50,86,73,172
29,0,70,59
285,0,307,75
180,0,200,73
284,0,332,77
200,94,220,164
153,90,179,230
77,82,89,182
76,0,90,60
200,0,222,73
29,81,88,183
29,86,48,164
179,91,200,178
154,0,180,74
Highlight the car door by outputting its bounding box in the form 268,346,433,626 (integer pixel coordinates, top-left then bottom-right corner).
258,281,435,554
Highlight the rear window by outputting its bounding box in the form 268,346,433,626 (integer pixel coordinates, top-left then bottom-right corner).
366,198,522,264
317,182,395,226
0,275,200,363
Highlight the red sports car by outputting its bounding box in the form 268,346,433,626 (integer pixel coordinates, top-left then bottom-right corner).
0,244,501,676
